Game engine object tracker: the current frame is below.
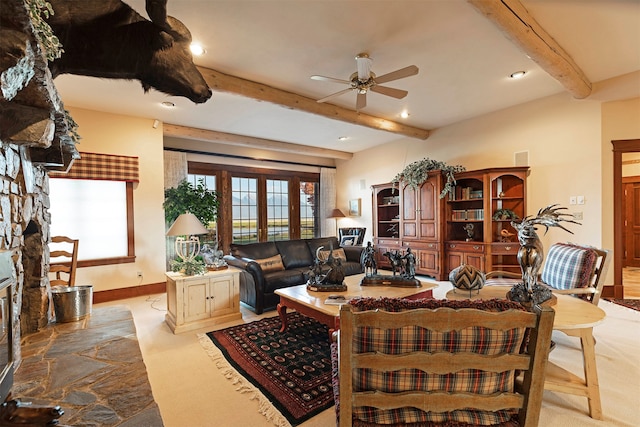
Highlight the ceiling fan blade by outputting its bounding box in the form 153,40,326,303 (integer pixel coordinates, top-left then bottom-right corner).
374,65,419,84
311,75,352,85
356,92,367,110
316,87,354,103
370,85,408,99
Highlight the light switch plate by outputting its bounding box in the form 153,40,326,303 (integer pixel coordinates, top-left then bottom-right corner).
577,196,585,205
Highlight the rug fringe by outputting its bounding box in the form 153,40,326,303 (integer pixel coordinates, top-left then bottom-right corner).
198,333,291,427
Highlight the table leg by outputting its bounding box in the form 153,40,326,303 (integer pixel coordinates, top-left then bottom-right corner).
562,327,603,420
277,303,288,333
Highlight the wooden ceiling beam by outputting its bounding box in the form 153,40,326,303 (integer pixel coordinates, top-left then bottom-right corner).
197,66,431,140
163,123,353,160
468,0,592,99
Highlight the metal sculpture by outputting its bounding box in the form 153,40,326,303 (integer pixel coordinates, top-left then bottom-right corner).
509,204,579,304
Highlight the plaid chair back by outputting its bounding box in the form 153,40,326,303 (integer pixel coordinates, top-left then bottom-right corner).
335,298,555,427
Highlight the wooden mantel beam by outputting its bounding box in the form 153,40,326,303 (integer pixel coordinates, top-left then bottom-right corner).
163,123,353,160
468,0,592,99
197,66,431,140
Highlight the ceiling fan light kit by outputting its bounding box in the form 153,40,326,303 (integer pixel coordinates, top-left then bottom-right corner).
312,53,419,110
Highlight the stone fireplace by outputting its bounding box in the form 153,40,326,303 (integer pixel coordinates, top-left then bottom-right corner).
0,0,80,374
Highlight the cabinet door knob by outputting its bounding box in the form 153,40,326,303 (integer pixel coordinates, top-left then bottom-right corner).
473,245,480,250
449,244,456,249
505,246,512,251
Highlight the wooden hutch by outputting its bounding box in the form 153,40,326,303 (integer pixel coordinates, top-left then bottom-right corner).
372,167,528,280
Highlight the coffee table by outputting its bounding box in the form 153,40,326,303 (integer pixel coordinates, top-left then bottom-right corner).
276,273,437,334
446,286,606,420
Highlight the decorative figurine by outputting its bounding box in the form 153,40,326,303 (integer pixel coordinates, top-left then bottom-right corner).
509,204,580,305
402,247,416,279
463,223,475,241
360,241,378,276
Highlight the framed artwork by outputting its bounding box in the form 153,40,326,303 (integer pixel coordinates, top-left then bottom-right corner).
349,198,361,216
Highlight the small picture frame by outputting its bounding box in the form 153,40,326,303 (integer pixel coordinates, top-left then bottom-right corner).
349,199,361,216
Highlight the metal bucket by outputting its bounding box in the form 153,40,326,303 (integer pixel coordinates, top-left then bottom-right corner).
52,285,93,322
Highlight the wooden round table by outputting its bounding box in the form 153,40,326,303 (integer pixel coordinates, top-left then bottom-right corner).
446,285,606,420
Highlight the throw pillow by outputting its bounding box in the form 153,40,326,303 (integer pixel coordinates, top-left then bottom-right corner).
255,254,285,273
317,248,347,262
541,243,597,290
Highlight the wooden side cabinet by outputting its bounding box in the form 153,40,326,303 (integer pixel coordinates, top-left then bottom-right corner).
165,268,242,334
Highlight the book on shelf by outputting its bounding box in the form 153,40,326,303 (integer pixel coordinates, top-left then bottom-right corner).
451,209,484,221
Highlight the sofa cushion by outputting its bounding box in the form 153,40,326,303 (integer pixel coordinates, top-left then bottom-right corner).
230,241,278,260
342,297,527,426
275,240,313,269
541,243,597,290
307,237,341,258
255,254,285,273
262,270,306,293
317,248,347,262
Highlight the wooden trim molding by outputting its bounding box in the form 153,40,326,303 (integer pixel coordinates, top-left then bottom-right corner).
164,124,353,160
468,0,592,99
93,282,166,304
611,139,640,299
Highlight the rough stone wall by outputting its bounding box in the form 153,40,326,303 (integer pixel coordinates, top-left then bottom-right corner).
1,0,79,368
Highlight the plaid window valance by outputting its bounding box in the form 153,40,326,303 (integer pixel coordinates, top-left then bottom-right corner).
50,152,139,182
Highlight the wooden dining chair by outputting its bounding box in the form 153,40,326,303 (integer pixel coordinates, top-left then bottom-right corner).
486,243,611,306
49,236,79,287
334,297,555,427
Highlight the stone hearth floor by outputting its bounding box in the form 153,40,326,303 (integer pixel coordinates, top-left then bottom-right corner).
12,305,163,426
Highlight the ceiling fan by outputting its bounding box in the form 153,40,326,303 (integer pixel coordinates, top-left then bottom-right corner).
311,53,419,110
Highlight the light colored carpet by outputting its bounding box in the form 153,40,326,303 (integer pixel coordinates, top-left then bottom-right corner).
98,278,640,427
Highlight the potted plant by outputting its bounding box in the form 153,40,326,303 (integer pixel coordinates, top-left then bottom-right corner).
392,158,465,198
164,179,220,274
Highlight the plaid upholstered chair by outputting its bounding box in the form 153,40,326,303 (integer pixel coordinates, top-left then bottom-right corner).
333,297,555,427
486,243,611,306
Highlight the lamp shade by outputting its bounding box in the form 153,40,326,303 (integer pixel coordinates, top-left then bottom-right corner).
166,213,208,236
328,208,346,219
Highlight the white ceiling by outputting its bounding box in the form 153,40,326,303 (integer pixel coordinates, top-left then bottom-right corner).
52,0,640,155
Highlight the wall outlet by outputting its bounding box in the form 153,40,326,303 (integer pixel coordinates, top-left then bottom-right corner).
137,271,143,278
569,196,577,205
573,212,583,220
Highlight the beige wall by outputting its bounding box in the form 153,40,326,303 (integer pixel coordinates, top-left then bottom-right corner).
601,97,640,279
337,92,604,249
64,107,167,292
62,91,639,293
337,92,640,285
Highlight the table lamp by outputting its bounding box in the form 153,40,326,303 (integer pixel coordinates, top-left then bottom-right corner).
328,208,345,238
166,213,209,262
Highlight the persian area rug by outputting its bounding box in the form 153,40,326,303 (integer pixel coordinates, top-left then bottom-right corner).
607,298,640,312
199,312,334,426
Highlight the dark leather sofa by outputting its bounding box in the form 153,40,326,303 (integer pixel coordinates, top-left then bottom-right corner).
224,237,364,314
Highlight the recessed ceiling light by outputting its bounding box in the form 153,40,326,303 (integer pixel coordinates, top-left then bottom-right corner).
190,43,205,56
161,101,175,108
510,71,526,79
400,111,409,119
338,136,349,141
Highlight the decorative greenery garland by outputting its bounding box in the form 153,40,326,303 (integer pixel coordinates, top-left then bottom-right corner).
392,158,465,198
25,0,63,61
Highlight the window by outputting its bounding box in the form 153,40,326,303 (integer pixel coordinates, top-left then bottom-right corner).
231,177,258,244
48,152,138,266
300,181,318,239
266,179,289,241
187,161,320,251
49,179,134,266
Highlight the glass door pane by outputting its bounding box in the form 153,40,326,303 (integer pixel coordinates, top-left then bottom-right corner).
232,177,258,244
267,179,289,241
300,181,318,239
